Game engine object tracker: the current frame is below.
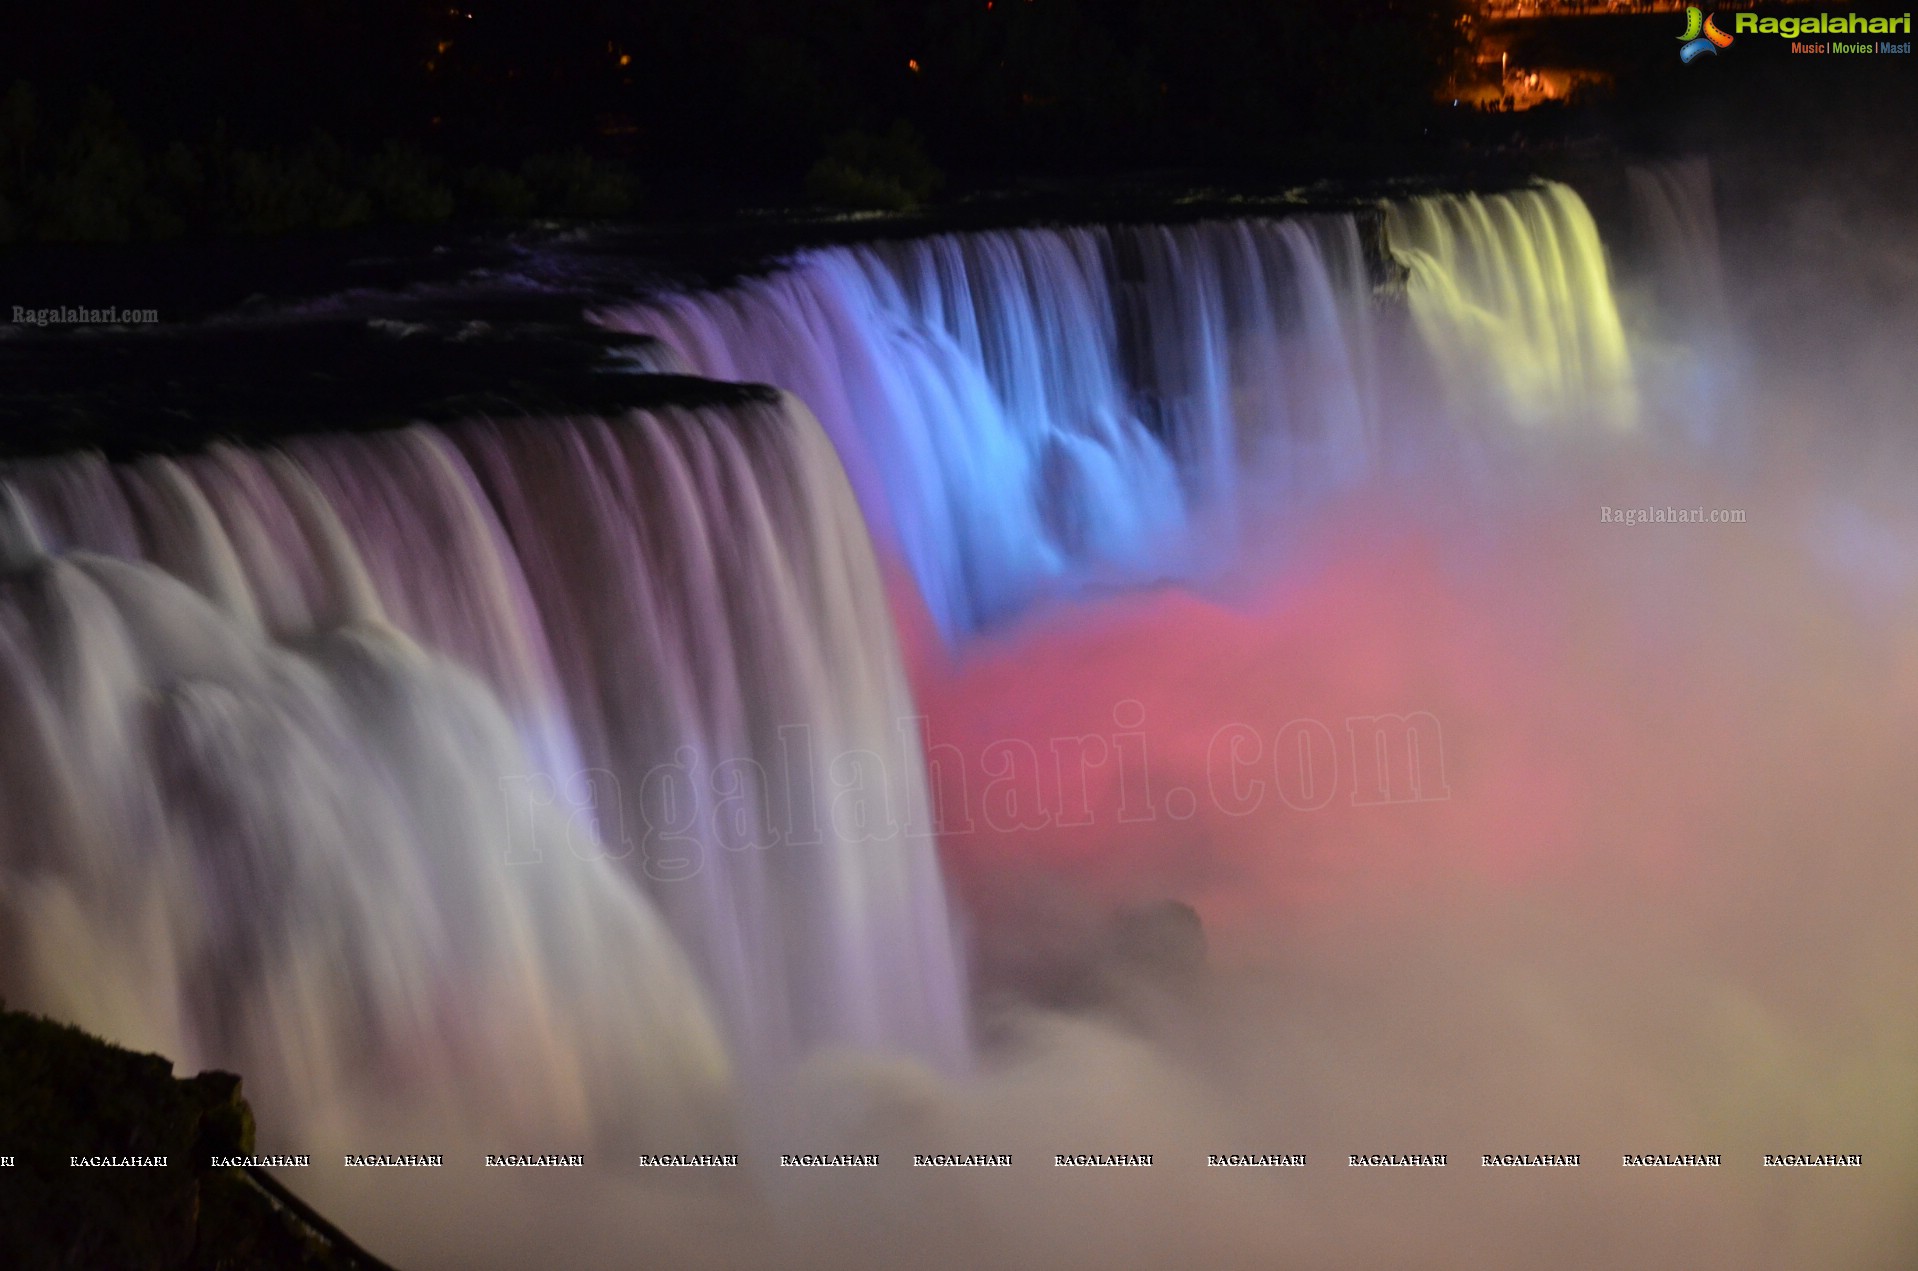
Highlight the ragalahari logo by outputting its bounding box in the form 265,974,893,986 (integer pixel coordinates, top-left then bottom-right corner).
1679,6,1736,61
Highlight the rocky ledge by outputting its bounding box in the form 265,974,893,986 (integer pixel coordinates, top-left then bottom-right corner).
0,1004,389,1270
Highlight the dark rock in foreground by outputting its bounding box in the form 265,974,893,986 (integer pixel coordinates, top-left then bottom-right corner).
0,1004,389,1270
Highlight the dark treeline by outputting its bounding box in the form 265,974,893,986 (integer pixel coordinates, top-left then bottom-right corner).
0,0,1472,240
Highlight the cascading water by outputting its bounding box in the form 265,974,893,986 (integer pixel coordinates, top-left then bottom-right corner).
599,215,1384,637
1617,157,1743,449
0,491,732,1150
1625,156,1729,328
0,393,968,1154
0,181,1638,1109
0,178,1663,1262
440,403,968,1079
1381,183,1636,435
602,183,1632,638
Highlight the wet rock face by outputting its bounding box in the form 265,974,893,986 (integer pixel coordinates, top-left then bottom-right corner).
0,1005,373,1270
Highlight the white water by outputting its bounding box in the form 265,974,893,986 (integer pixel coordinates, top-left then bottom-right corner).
0,396,968,1155
0,182,1639,1134
0,179,1728,1266
603,183,1634,637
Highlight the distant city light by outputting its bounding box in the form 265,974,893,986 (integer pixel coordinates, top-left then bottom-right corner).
1483,0,1773,14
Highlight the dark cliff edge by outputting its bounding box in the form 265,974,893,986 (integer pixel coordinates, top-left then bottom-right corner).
0,314,777,462
0,1004,392,1271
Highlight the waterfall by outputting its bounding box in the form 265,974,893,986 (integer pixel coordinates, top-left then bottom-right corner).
1382,183,1636,435
604,183,1634,637
0,394,968,1152
1625,156,1729,328
0,177,1637,1161
599,215,1382,637
1619,158,1739,448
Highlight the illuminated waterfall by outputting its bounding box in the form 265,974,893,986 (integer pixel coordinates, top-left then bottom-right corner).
606,183,1634,637
1382,184,1636,433
0,394,968,1153
0,178,1636,1165
599,216,1383,636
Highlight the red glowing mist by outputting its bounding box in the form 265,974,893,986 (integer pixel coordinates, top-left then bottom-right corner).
889,466,1908,966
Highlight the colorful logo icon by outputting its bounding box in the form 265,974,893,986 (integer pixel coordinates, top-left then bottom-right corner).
1679,6,1735,62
